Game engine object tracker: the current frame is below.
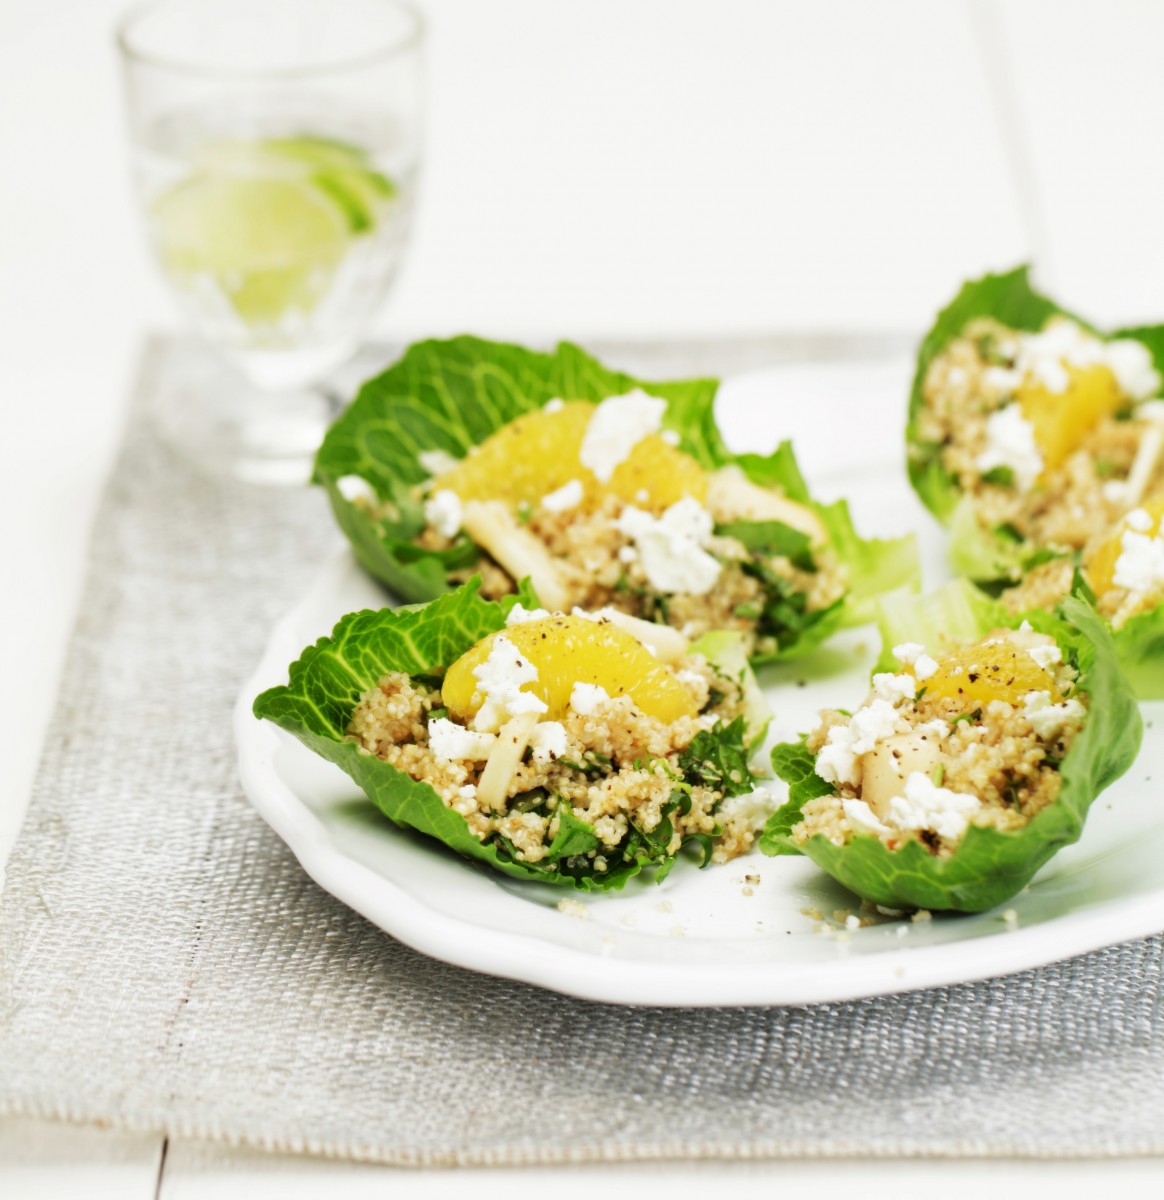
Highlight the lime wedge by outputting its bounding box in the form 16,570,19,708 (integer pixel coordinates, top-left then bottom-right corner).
152,175,351,324
197,136,396,234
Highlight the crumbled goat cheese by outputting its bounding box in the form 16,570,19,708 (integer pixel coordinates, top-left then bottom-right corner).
843,798,891,836
976,404,1043,491
541,478,584,513
1127,507,1154,533
336,474,376,503
579,390,666,482
888,645,938,684
1026,643,1062,671
528,721,568,763
872,672,918,705
914,654,939,681
717,787,776,830
418,449,461,477
983,365,1021,394
569,682,611,716
661,429,681,446
1103,480,1129,505
424,489,463,538
917,718,950,740
1105,339,1161,401
427,718,497,762
471,635,548,732
1113,527,1164,597
886,772,981,842
1022,691,1087,741
892,642,926,665
544,398,565,414
815,699,905,788
506,603,552,626
616,498,722,595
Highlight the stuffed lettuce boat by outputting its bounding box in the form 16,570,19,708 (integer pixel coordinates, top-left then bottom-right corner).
314,336,918,665
759,582,1142,912
253,579,776,892
908,265,1164,696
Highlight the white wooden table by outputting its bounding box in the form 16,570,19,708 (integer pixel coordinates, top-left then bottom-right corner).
4,0,1164,1192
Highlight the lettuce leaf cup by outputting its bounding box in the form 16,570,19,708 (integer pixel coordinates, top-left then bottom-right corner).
759,583,1142,912
253,579,776,892
907,265,1164,696
314,336,918,666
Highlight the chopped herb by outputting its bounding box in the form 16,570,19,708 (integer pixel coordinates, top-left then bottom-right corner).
994,522,1026,545
933,763,946,787
981,465,1015,487
951,709,982,726
1093,458,1119,479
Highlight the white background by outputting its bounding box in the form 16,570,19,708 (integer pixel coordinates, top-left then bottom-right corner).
4,0,1164,1193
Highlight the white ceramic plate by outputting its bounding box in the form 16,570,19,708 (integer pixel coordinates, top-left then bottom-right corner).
235,360,1164,1007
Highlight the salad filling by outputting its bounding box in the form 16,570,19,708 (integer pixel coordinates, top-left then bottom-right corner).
792,625,1084,856
916,308,1164,629
358,394,847,658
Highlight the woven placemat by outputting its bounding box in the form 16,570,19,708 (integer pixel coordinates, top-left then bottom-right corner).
1,335,1162,1164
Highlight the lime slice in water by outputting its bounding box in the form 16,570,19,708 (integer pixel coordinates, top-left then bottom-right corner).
153,175,353,325
198,136,396,234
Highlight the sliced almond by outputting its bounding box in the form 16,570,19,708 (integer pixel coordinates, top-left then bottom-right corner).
476,712,539,811
462,499,570,611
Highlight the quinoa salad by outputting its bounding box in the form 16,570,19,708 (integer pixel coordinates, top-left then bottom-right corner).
792,624,1084,856
254,582,775,891
918,313,1164,624
383,392,848,659
314,336,917,666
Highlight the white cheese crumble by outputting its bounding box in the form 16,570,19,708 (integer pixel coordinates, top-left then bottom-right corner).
717,787,776,831
470,635,549,732
843,798,890,836
914,654,939,681
1026,643,1062,671
872,673,918,705
976,404,1043,491
569,682,611,716
544,398,565,414
815,699,906,788
418,449,461,477
541,478,584,513
892,642,926,665
336,474,376,503
579,390,666,482
427,718,497,762
1105,339,1161,401
1113,525,1164,597
886,772,981,842
423,489,463,538
661,429,681,446
505,602,552,626
1127,507,1154,533
616,497,722,596
1022,691,1087,741
528,721,568,763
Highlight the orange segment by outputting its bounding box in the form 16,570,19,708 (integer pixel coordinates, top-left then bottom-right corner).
1086,494,1164,596
923,640,1062,707
432,400,706,512
1018,363,1123,472
442,615,698,724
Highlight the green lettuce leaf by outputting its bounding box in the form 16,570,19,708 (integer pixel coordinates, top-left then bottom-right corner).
254,579,764,891
314,337,918,659
759,596,1143,912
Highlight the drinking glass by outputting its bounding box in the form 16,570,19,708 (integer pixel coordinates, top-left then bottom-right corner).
117,0,424,483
